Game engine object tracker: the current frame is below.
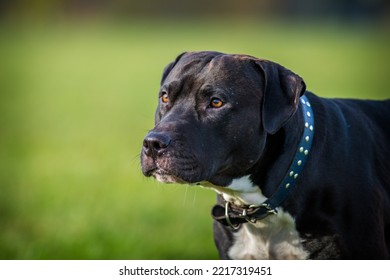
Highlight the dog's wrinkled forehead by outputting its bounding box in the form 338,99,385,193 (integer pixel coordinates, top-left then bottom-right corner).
162,52,261,91
166,52,220,76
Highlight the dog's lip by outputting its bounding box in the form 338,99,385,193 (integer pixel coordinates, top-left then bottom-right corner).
148,163,234,186
144,166,157,177
151,168,189,184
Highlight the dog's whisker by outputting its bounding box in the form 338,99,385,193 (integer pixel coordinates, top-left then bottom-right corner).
182,185,189,206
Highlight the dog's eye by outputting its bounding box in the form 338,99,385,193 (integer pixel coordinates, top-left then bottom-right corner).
210,98,224,108
161,93,169,104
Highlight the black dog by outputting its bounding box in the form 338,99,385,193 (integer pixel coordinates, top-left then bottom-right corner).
140,51,390,259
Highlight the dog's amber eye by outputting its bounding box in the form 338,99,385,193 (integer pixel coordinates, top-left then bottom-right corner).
161,93,169,103
210,98,224,108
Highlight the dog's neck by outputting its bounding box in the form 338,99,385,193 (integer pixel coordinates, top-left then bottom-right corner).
250,101,306,199
202,99,307,207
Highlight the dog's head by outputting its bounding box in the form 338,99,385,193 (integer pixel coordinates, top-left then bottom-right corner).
141,51,305,187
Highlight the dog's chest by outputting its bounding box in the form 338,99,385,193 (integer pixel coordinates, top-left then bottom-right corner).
203,176,308,259
228,209,309,260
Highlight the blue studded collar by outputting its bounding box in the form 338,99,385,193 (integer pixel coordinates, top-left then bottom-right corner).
212,95,315,228
262,94,314,210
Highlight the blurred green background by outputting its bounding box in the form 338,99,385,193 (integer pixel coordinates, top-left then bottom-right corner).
0,0,389,259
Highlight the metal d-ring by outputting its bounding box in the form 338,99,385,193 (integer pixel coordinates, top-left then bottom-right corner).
225,202,240,230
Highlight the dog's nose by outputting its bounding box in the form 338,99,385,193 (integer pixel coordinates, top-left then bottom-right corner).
143,132,171,157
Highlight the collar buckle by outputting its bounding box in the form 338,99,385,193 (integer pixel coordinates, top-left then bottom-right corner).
223,202,279,229
260,203,278,216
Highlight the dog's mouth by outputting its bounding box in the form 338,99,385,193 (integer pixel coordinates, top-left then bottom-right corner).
143,158,235,187
142,153,206,184
150,168,189,184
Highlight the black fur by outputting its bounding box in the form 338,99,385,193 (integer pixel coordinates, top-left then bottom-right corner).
141,51,390,259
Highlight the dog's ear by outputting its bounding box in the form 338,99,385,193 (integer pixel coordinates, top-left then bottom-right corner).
160,52,187,85
255,60,306,134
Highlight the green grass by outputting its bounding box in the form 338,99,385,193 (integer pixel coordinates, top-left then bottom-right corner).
0,19,389,259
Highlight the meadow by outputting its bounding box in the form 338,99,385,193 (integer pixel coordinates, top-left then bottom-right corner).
0,18,389,259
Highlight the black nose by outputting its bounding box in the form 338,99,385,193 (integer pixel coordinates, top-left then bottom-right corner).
143,132,171,157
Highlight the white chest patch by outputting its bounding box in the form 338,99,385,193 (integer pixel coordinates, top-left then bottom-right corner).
228,210,309,260
201,176,308,260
